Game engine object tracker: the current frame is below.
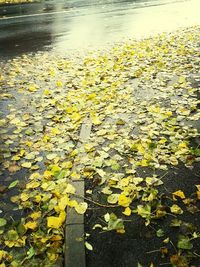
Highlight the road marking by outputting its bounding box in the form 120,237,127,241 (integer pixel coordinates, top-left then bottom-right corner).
0,9,71,20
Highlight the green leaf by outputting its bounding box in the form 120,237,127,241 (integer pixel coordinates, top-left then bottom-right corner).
190,148,200,156
135,204,151,218
8,180,19,189
156,229,165,237
55,169,69,179
170,219,182,227
177,236,193,250
0,218,7,227
26,247,35,259
148,142,157,150
7,230,19,241
107,213,124,231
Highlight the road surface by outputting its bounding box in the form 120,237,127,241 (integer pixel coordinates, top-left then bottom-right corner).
0,0,200,59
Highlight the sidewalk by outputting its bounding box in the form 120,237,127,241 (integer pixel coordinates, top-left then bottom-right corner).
0,26,199,266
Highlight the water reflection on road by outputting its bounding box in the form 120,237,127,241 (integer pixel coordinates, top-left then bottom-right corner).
0,0,200,58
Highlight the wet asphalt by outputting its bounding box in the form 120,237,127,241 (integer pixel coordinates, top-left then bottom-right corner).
0,0,200,60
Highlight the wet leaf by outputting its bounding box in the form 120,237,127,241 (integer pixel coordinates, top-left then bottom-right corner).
156,229,165,237
170,254,189,267
25,221,38,230
177,236,193,250
172,190,185,200
75,202,88,214
170,219,182,227
107,194,119,204
21,162,32,168
118,195,132,207
26,246,35,259
26,181,40,189
0,218,7,227
170,204,183,215
8,180,19,189
85,241,93,251
122,207,131,216
47,211,66,229
46,153,58,160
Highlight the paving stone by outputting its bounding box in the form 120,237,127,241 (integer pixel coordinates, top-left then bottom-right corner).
65,224,86,267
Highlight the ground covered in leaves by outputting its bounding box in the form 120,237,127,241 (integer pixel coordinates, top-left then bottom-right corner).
0,26,200,267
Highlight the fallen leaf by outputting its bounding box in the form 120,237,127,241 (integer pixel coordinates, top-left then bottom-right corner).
75,202,88,214
85,241,93,250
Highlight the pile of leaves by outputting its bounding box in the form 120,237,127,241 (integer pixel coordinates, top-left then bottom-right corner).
0,26,200,266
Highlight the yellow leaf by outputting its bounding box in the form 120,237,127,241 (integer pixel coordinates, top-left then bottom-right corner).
50,127,60,136
178,76,186,84
172,190,185,200
28,85,38,92
118,195,132,207
47,211,66,229
159,139,167,144
34,195,42,203
68,200,78,208
51,235,62,241
137,144,145,154
170,204,183,214
70,149,78,157
56,81,63,87
71,112,81,121
25,141,33,147
46,153,57,160
166,111,172,117
47,253,58,261
51,165,61,173
91,114,101,125
70,172,80,179
61,161,73,169
74,202,88,214
4,241,15,248
178,142,187,149
20,193,29,202
26,181,40,189
43,135,50,142
0,250,11,262
25,221,38,230
11,155,20,161
29,172,41,180
30,211,42,220
19,149,26,156
122,207,132,216
43,89,50,95
65,184,76,194
84,143,95,152
116,229,125,234
88,93,96,100
21,162,32,168
139,159,149,166
43,170,52,180
58,196,70,211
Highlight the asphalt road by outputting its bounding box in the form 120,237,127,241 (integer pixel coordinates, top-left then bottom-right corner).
0,0,200,59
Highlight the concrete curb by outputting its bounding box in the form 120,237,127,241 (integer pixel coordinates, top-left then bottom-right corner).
65,117,92,267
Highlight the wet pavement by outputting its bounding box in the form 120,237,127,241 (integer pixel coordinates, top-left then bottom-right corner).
0,0,200,59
